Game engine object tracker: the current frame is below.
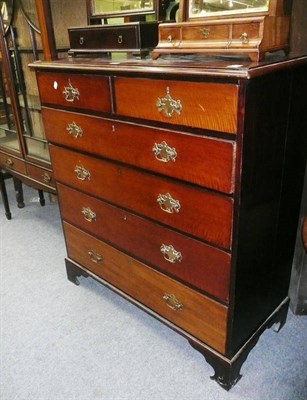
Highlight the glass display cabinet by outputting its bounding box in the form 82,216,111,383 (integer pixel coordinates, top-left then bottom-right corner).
152,0,292,60
0,0,87,204
0,0,56,196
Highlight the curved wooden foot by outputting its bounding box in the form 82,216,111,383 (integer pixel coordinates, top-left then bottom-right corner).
188,299,289,390
65,258,89,285
188,339,257,391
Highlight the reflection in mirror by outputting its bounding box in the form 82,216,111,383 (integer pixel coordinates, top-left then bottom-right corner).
189,0,269,19
0,0,13,32
91,0,155,17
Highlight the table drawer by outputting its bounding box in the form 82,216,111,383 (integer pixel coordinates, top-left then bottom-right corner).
42,107,235,193
50,145,233,248
63,221,228,354
36,72,111,113
114,77,238,134
58,183,231,302
0,153,26,174
26,163,55,189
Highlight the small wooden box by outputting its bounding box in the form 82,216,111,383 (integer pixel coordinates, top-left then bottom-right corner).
68,21,158,57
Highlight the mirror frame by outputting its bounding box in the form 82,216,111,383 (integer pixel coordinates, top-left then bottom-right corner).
86,0,158,21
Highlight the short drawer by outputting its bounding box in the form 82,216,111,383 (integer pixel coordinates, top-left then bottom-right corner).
231,22,261,48
182,24,230,43
36,72,111,113
63,221,228,354
50,145,233,249
58,183,231,302
68,22,158,52
26,163,55,189
114,77,238,134
0,153,26,174
42,107,235,193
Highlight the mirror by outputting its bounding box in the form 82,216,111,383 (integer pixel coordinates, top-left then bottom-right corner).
89,0,156,19
188,0,269,19
0,0,14,32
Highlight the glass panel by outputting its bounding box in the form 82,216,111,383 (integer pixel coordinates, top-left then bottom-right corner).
0,56,20,152
10,2,51,162
189,0,269,19
24,136,49,160
91,0,154,17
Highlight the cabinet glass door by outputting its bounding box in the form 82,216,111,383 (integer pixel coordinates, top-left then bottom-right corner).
12,0,49,162
0,54,20,153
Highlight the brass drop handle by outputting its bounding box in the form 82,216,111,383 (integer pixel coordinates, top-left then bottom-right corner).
88,250,103,264
74,165,90,181
162,293,183,311
152,141,177,163
81,207,96,222
240,32,249,44
79,36,84,45
117,35,123,44
156,87,182,118
63,79,80,102
160,244,182,264
42,172,51,183
6,158,13,166
157,193,180,214
67,122,83,139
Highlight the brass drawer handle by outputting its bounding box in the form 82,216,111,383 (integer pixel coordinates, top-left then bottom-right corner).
67,121,83,139
117,35,123,44
240,32,249,44
160,244,182,264
81,207,96,222
152,141,177,163
6,158,14,166
42,172,51,183
162,293,183,311
74,165,90,181
157,193,180,214
63,79,80,103
156,87,182,118
88,250,102,263
200,28,210,39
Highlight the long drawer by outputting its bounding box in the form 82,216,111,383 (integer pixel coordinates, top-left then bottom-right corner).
42,107,235,194
36,72,111,113
63,221,228,354
50,145,233,248
58,183,231,302
114,77,238,134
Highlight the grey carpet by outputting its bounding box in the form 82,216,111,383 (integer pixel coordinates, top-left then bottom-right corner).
1,180,306,400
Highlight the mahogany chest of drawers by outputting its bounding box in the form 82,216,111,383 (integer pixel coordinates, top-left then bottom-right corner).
32,55,307,390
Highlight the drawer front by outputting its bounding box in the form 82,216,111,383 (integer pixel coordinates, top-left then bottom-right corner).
182,24,230,44
50,146,233,248
231,22,261,48
0,153,26,174
42,107,235,194
114,77,238,134
63,221,228,354
36,72,111,113
69,26,138,50
58,183,231,302
26,163,55,189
